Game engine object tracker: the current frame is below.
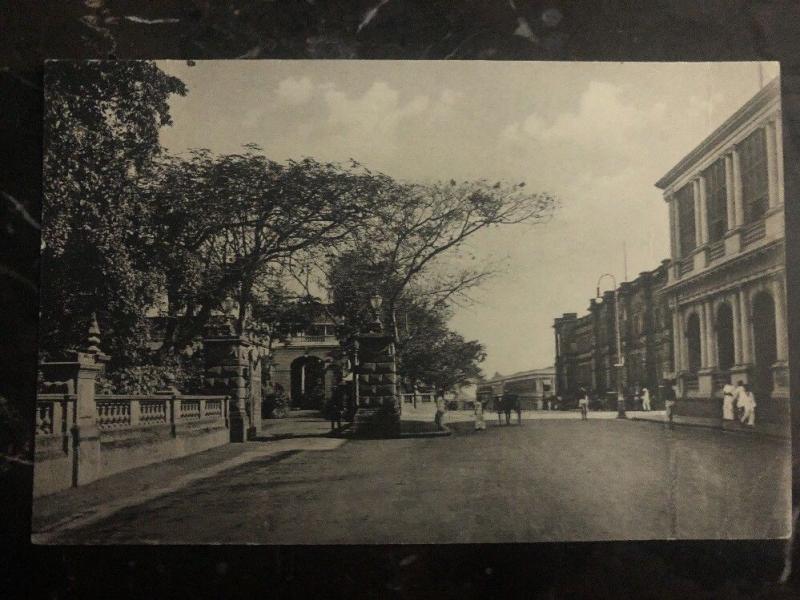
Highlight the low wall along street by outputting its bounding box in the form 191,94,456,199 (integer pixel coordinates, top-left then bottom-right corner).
34,391,230,498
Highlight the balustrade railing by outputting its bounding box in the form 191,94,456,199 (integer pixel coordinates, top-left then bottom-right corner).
400,393,434,404
705,241,725,264
684,373,699,391
677,257,693,277
35,393,229,435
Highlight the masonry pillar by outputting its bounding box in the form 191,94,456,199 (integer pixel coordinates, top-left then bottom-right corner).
203,325,261,442
353,333,399,437
697,176,708,245
693,179,703,247
39,316,107,487
731,291,743,366
697,300,714,397
671,307,681,374
725,153,736,232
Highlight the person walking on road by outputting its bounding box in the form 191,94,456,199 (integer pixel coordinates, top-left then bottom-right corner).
502,394,513,425
514,395,523,425
578,388,589,420
663,378,677,429
434,395,447,431
641,386,652,411
494,395,503,425
733,380,746,422
738,383,757,427
473,398,486,431
328,384,344,433
721,382,736,423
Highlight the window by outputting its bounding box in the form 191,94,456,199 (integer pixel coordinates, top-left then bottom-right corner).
739,127,768,223
704,158,727,242
676,183,696,256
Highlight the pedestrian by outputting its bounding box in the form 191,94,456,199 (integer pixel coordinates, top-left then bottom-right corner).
473,398,486,431
434,395,447,431
641,386,651,411
662,378,676,429
494,395,503,425
721,381,736,423
329,384,344,432
733,379,746,422
738,383,757,427
514,395,523,425
578,388,589,420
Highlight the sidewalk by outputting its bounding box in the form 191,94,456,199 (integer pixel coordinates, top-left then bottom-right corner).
630,410,790,439
260,409,349,439
31,434,346,543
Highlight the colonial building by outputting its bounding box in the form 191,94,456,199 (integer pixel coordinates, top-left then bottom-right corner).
270,308,344,410
476,367,556,410
553,262,672,405
655,78,787,425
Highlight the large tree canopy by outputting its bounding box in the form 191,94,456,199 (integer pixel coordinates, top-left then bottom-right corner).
40,61,187,364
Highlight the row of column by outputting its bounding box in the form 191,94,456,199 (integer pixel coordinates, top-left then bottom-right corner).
671,275,787,374
668,115,782,259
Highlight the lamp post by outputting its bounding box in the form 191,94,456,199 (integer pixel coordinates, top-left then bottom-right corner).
595,273,626,419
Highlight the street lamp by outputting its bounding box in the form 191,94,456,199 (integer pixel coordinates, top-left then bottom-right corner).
595,273,626,419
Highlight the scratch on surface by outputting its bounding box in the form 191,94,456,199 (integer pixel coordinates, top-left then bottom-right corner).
357,0,390,34
779,505,799,583
124,16,181,25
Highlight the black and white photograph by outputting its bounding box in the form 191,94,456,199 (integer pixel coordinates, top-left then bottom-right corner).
30,59,790,545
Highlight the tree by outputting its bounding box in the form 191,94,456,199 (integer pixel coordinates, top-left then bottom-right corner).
40,61,187,364
294,177,557,340
146,150,388,354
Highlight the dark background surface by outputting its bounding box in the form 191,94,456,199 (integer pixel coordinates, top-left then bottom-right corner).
2,1,800,598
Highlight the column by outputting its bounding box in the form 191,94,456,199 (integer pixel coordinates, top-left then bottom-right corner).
697,176,708,244
671,308,681,373
731,291,742,365
677,307,687,372
693,179,703,247
698,301,708,368
732,146,744,226
772,276,788,361
705,299,717,368
766,120,779,208
668,196,677,259
738,287,752,364
724,153,735,231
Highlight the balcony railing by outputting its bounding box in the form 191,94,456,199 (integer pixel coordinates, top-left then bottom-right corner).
285,334,339,347
683,373,699,391
741,219,766,247
705,240,725,264
677,257,693,277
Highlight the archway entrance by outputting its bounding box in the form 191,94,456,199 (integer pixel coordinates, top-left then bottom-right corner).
686,312,701,373
290,355,326,409
752,291,777,398
716,303,735,372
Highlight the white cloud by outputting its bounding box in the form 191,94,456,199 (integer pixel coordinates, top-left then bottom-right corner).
276,76,314,104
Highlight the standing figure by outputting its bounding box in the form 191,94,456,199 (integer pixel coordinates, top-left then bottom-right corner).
514,395,523,425
738,383,757,427
578,388,589,420
329,384,344,432
434,395,447,431
662,378,676,429
721,382,736,423
733,380,746,422
641,386,651,411
473,398,486,431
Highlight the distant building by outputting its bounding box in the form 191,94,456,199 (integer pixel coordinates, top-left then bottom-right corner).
553,263,671,406
655,78,787,423
475,367,556,410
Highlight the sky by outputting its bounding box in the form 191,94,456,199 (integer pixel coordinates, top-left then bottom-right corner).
157,60,779,379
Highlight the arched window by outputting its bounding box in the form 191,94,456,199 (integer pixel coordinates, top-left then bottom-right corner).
716,303,735,372
686,312,701,373
752,291,777,397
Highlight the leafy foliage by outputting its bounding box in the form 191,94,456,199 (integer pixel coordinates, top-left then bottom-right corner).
40,61,187,365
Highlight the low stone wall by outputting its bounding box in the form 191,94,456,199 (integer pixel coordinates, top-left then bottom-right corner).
34,393,229,497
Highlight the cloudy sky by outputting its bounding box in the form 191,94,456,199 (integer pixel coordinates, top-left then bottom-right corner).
157,60,779,379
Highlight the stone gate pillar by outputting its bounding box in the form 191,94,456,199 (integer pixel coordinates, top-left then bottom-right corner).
203,326,262,442
353,332,399,437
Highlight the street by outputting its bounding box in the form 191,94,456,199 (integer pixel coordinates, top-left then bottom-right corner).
33,418,790,544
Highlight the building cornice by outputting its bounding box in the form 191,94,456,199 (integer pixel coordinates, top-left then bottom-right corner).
655,78,779,191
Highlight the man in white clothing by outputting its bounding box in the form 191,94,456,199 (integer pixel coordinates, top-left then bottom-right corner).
641,387,651,411
739,383,757,427
721,382,736,422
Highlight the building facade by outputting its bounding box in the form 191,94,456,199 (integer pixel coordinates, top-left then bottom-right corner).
476,367,556,410
553,263,672,406
655,78,788,425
